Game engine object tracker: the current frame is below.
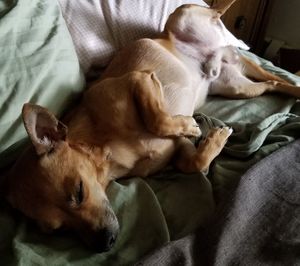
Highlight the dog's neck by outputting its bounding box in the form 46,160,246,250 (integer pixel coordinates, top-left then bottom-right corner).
65,106,136,181
67,108,98,145
65,106,107,159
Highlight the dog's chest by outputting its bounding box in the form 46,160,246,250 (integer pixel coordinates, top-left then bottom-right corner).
131,137,176,177
109,137,176,178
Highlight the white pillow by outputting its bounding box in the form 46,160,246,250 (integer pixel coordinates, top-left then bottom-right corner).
58,0,249,73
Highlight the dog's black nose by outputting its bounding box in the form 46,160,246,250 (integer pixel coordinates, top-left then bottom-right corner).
91,228,117,253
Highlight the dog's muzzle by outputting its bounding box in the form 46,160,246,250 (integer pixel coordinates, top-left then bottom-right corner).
89,227,118,252
81,201,119,253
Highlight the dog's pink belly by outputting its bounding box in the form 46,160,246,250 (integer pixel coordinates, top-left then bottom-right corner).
162,79,210,116
163,85,195,116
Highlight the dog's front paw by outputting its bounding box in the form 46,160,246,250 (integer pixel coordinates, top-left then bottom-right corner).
179,116,202,137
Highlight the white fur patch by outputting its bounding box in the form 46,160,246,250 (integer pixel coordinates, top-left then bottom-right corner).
39,136,52,146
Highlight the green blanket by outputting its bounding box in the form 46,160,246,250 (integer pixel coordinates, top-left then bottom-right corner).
0,0,85,168
1,1,300,265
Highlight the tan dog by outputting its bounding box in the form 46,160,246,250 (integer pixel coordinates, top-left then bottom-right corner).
4,0,300,252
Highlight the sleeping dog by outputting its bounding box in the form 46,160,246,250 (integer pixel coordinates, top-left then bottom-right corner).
4,0,300,252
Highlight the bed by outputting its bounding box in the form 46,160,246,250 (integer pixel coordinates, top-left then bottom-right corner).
0,0,299,265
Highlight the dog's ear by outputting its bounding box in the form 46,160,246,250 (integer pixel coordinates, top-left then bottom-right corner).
22,103,68,156
212,0,237,16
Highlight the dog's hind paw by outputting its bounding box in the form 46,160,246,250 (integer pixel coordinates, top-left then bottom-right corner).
196,126,232,158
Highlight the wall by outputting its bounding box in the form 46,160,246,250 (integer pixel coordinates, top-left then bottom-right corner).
265,0,300,49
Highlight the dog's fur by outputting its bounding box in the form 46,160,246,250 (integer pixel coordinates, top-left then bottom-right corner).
4,0,300,252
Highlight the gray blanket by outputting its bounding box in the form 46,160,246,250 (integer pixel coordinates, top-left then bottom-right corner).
138,139,300,266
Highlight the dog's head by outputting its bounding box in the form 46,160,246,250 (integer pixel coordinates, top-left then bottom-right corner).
165,0,237,47
4,104,119,252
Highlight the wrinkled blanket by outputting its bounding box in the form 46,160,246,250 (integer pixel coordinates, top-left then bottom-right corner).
138,139,300,266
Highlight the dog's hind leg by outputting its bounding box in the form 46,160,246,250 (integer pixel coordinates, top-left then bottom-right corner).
174,127,232,173
240,55,290,84
209,64,300,99
132,71,201,138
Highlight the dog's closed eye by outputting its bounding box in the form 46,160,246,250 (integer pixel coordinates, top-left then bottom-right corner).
68,180,84,207
75,180,84,205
